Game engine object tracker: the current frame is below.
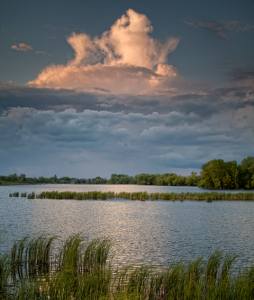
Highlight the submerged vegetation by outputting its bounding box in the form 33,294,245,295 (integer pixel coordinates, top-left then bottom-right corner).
8,190,254,201
1,156,254,189
0,234,253,299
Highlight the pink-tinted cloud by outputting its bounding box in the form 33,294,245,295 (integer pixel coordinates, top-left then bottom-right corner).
28,9,180,94
11,43,49,55
11,43,33,51
35,50,46,55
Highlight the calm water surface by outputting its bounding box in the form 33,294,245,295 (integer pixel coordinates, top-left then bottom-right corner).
1,184,254,269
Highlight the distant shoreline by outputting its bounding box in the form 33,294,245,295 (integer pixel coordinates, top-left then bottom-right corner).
1,156,254,189
2,182,254,191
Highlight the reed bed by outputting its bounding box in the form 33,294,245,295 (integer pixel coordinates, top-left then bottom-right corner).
35,191,115,200
27,192,35,199
0,234,253,299
10,190,254,201
9,192,19,197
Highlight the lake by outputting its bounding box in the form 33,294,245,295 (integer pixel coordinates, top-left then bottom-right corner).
1,184,254,270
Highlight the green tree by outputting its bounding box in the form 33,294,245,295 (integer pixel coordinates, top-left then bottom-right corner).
8,173,18,182
38,176,45,183
241,156,254,188
223,173,232,189
18,174,26,183
199,159,226,189
186,172,200,186
172,175,186,186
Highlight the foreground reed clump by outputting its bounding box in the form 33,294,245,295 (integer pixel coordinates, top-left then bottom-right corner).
10,190,254,201
0,234,254,299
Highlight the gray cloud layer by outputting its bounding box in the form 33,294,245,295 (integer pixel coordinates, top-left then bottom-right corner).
0,78,253,177
0,67,253,177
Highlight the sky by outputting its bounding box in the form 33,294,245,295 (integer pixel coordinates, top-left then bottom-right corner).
0,0,253,178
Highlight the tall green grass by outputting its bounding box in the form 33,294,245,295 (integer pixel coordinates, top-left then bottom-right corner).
0,254,10,297
10,190,254,201
36,191,115,200
1,234,254,299
27,192,35,199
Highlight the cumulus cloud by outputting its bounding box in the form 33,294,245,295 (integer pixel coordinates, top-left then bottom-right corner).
11,43,33,51
28,9,180,94
185,20,254,39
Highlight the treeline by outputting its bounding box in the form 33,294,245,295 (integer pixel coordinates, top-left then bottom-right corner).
0,172,201,186
0,174,88,185
108,172,200,186
1,156,253,189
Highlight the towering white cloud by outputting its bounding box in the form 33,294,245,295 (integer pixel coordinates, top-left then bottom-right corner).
28,9,180,94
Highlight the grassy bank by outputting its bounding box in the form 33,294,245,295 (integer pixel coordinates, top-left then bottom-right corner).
0,234,253,299
9,190,254,201
0,181,29,186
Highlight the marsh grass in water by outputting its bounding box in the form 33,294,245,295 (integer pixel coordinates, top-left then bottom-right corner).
9,192,19,197
0,234,254,299
9,190,254,201
27,192,35,199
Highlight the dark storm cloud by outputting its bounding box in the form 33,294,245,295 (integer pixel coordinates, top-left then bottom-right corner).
214,61,234,69
0,86,213,118
229,67,254,81
185,20,254,38
0,84,100,113
0,79,252,118
0,82,166,115
0,97,253,175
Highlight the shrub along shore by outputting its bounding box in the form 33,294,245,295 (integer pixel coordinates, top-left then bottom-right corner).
9,190,254,201
0,233,253,299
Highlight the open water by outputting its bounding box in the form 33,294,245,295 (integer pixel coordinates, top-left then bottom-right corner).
1,184,254,270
